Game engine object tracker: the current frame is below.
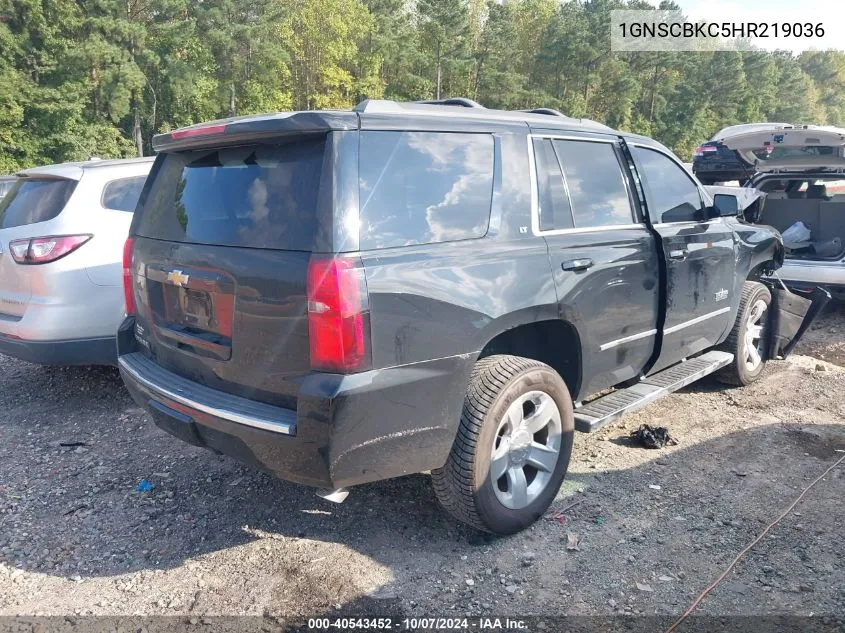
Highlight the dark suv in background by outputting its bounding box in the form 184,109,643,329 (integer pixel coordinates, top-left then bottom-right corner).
693,123,790,184
118,99,793,534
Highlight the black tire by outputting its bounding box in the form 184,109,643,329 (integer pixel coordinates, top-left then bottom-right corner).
432,354,575,534
715,281,772,386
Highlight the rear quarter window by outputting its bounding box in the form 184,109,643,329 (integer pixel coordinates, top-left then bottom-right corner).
102,176,147,212
0,179,77,229
358,131,494,249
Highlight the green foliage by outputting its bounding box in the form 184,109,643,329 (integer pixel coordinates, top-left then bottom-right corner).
1,0,844,172
280,0,380,110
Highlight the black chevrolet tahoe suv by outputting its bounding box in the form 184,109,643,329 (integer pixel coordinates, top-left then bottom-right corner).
118,98,809,535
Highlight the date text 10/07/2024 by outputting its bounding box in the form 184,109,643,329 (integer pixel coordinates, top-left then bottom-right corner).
307,618,529,630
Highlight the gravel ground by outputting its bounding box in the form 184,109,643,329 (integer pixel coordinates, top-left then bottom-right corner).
1,304,843,626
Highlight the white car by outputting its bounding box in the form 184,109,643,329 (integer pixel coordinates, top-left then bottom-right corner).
0,157,153,365
718,124,845,301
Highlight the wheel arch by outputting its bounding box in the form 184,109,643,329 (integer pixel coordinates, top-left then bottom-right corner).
477,319,583,399
747,260,777,282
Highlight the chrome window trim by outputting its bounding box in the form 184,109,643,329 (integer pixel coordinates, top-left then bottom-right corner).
599,329,658,352
527,134,539,233
651,218,725,229
528,134,643,236
536,223,646,236
532,133,618,143
663,307,731,335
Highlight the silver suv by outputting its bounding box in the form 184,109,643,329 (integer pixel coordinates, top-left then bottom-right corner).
0,157,153,365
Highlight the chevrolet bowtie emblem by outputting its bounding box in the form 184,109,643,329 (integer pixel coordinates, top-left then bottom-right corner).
166,270,190,287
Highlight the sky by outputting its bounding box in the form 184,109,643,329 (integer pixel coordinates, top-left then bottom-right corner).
668,0,845,52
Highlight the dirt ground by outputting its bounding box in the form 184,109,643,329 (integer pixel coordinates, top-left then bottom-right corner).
1,304,843,627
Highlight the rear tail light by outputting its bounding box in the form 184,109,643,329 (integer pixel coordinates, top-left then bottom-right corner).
123,237,136,315
307,256,372,373
8,234,91,264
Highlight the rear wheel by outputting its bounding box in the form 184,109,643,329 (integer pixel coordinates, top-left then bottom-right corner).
432,355,574,534
716,281,771,386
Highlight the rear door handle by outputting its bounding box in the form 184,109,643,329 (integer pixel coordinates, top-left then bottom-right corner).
669,249,689,260
561,258,594,272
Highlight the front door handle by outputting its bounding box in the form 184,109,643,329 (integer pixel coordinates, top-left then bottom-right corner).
668,249,689,260
561,258,594,272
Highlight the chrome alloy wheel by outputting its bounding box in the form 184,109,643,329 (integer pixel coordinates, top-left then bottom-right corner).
744,298,768,372
490,390,562,510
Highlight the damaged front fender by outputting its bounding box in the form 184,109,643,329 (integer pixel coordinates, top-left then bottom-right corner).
766,280,831,360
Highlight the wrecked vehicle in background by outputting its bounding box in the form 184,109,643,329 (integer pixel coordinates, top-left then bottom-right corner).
693,123,790,185
717,124,845,302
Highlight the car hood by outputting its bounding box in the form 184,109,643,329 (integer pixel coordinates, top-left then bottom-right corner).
716,124,845,172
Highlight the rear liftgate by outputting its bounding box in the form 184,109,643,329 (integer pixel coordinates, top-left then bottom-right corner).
574,280,830,433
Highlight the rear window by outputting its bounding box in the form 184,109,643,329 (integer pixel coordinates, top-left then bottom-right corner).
0,178,77,229
102,176,147,212
358,131,493,249
135,138,325,250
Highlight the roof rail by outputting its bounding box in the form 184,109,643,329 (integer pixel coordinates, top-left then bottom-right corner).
413,98,485,109
354,99,397,113
520,108,568,118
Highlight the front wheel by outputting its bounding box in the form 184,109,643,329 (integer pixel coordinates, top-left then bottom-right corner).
432,355,575,534
716,281,771,386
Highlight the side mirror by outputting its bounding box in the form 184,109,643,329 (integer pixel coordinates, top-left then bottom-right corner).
712,193,739,217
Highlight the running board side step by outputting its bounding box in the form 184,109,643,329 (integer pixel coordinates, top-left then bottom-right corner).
573,351,734,433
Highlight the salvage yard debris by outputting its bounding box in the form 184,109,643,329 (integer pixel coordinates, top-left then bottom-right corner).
631,424,678,449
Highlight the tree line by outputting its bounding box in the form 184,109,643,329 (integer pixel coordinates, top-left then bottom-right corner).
2,0,844,173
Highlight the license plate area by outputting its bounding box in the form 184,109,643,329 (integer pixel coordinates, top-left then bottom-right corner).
180,288,213,329
145,265,235,361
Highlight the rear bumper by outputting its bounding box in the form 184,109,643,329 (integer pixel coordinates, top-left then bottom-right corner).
117,319,473,489
0,333,116,365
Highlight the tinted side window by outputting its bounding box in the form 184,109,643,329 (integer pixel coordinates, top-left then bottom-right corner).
102,176,147,212
0,179,77,229
553,140,633,228
533,139,573,231
359,131,493,249
633,147,703,223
